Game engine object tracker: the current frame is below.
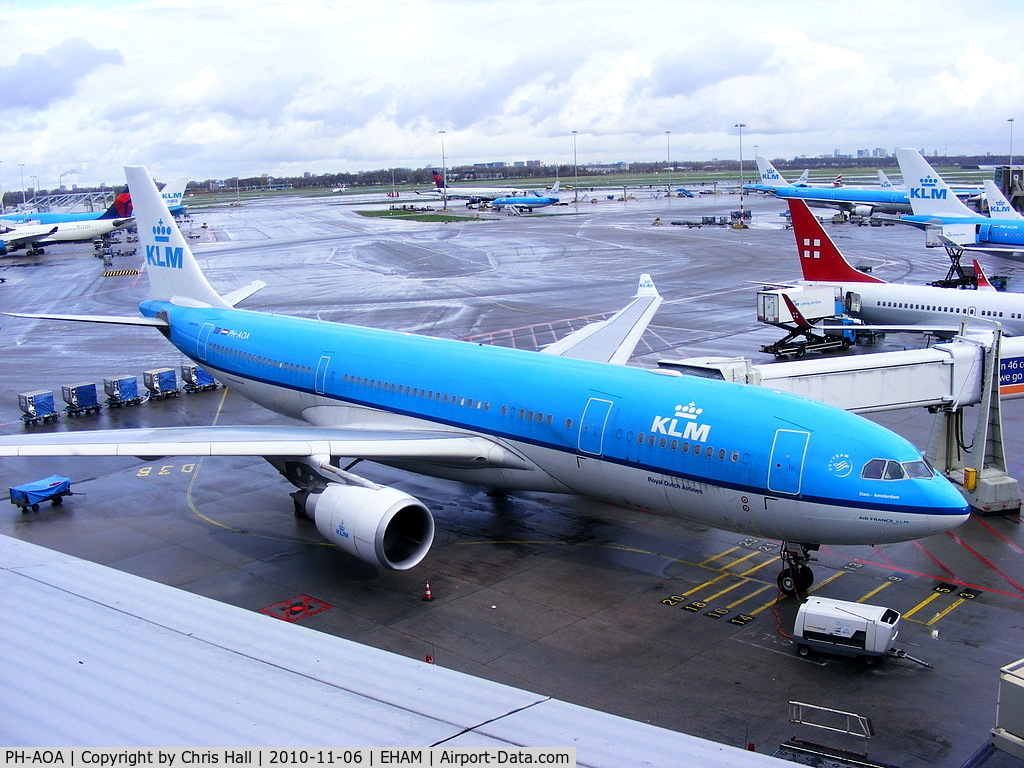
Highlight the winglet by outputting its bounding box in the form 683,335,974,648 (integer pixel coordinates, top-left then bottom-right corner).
973,259,997,292
781,293,812,329
788,199,885,284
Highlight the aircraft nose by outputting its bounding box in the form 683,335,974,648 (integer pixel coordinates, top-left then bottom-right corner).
928,484,971,533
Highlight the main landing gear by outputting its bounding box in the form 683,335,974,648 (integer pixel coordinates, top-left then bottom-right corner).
778,542,818,596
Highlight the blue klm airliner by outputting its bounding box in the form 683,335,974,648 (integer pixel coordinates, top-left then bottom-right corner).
896,148,1024,255
0,166,970,594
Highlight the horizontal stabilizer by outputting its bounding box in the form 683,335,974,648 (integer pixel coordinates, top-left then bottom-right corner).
542,274,662,364
4,312,169,328
222,280,267,307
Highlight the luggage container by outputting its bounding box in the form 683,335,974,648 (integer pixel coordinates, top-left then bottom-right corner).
103,375,142,407
143,367,180,400
9,475,72,513
793,597,900,664
18,390,59,425
181,364,219,393
61,382,102,417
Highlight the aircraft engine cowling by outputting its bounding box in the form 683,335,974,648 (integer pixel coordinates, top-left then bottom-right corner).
851,205,874,218
303,484,434,570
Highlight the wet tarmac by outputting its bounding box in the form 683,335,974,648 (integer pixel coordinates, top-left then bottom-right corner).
1,190,1023,767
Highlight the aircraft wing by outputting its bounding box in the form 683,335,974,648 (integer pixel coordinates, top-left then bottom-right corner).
5,311,169,328
0,425,531,468
542,274,662,364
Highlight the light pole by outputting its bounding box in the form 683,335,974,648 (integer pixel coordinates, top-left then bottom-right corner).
18,163,25,205
665,131,671,194
735,123,746,224
572,130,579,204
1009,117,1015,177
438,130,448,210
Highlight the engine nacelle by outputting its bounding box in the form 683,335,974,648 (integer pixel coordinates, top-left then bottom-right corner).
851,205,874,218
302,483,434,570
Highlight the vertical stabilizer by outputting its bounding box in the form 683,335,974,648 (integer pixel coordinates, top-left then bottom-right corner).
895,148,978,218
983,179,1023,219
789,200,885,284
125,165,228,308
755,156,790,187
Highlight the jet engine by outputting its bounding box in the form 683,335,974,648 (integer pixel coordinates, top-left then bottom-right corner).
851,205,874,218
298,483,434,570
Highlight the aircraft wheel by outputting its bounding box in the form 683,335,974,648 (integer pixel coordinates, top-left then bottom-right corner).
778,564,813,596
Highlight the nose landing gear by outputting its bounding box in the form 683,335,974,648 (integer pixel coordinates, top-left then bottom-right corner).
778,542,818,596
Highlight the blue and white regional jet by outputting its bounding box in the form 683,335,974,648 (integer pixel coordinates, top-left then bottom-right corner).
0,166,970,594
896,148,1024,255
0,189,133,225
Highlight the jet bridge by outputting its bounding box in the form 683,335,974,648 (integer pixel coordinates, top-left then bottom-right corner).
658,324,1023,514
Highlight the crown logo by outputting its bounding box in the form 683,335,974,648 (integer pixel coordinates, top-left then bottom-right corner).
920,175,938,187
674,403,702,420
153,220,172,243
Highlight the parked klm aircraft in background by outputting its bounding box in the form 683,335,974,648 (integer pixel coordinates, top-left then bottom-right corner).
984,179,1023,219
788,199,1024,333
416,171,529,202
0,166,970,596
492,181,561,214
896,148,1024,255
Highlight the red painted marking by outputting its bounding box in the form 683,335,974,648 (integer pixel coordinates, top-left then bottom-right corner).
260,595,333,622
851,559,1024,599
911,539,957,579
971,516,1024,555
946,531,1024,595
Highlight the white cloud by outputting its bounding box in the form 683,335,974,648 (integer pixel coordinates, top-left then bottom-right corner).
0,0,1020,186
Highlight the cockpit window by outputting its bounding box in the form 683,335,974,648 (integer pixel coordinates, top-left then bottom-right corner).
903,460,935,479
861,459,886,479
861,458,935,481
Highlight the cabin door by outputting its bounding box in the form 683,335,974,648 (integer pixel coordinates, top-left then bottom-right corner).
578,398,614,456
767,429,809,495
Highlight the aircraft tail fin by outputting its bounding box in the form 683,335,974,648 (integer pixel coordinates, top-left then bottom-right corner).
878,170,895,189
789,200,885,284
781,293,813,329
895,148,978,218
551,180,560,195
755,156,790,187
832,175,843,187
160,177,189,212
125,166,229,309
98,187,133,219
432,171,445,189
983,179,1022,219
973,259,998,292
794,169,809,186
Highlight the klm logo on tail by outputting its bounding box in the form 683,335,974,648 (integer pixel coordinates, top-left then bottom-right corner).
763,169,782,181
910,175,947,200
146,220,183,269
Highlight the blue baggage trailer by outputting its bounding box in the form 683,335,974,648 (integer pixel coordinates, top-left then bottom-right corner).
18,390,59,425
9,475,72,513
103,375,142,407
62,382,102,417
181,364,219,393
143,367,180,400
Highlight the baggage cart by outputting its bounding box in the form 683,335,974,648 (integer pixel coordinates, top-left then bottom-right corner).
19,390,59,425
143,367,180,400
103,375,142,407
61,382,102,417
181,364,219,393
9,475,72,513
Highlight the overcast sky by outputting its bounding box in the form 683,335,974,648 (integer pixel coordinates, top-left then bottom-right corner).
1,0,1022,189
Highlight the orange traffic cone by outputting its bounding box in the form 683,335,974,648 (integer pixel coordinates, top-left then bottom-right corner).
423,581,434,601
